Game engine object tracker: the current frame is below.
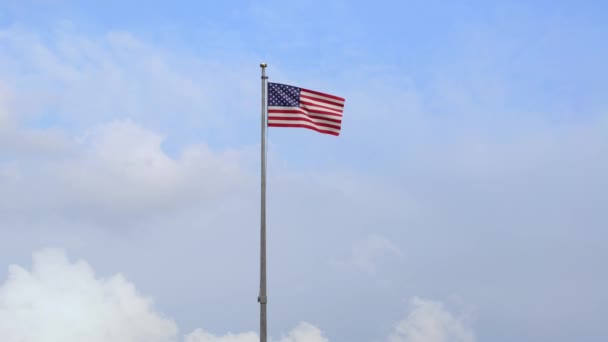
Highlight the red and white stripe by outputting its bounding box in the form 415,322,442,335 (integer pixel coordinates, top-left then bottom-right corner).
268,88,345,136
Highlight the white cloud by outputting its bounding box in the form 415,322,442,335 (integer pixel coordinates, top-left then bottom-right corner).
388,297,475,342
0,248,178,342
0,249,330,342
0,249,473,342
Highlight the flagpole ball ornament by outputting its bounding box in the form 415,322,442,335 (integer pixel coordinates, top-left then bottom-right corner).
260,63,267,67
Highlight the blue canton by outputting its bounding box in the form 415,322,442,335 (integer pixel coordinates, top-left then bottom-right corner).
268,83,300,107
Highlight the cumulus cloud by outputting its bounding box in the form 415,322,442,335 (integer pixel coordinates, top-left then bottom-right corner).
0,249,473,342
388,297,475,342
0,248,178,342
0,249,331,342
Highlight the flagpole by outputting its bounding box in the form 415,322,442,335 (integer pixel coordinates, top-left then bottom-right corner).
258,62,268,342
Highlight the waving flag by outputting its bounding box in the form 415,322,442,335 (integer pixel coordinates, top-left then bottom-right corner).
267,82,345,136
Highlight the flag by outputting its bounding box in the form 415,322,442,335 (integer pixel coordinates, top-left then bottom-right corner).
267,82,345,136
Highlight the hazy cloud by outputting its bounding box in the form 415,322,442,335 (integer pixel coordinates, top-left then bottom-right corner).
331,234,402,274
0,119,253,223
0,26,259,137
0,25,261,224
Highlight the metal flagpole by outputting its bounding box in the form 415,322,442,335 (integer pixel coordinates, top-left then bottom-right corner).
258,62,268,342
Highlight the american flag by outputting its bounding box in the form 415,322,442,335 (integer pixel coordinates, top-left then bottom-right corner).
267,82,345,136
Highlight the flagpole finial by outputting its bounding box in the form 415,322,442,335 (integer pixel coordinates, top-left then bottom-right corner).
260,63,267,68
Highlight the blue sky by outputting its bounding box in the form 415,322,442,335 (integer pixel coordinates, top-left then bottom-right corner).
1,1,607,342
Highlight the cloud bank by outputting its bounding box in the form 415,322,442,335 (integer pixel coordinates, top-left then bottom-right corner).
0,249,471,342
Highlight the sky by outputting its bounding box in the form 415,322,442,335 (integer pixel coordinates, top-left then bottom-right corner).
1,1,607,341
